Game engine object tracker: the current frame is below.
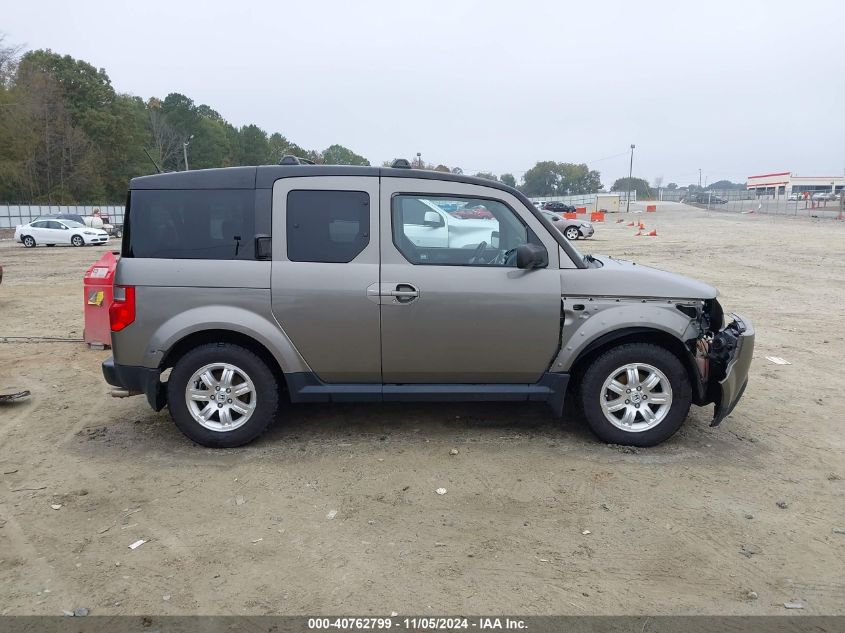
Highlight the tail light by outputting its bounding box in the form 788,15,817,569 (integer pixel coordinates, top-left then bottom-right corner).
110,285,136,331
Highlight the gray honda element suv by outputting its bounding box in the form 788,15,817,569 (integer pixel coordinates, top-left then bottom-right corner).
102,161,753,448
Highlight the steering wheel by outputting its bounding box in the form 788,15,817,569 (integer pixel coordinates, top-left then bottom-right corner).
469,241,488,264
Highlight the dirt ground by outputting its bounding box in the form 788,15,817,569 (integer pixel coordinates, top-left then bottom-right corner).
0,203,843,616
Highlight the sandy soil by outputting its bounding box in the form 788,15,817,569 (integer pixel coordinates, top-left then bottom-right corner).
0,203,843,616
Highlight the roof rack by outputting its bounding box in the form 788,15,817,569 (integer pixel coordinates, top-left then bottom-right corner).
279,155,316,165
390,158,411,169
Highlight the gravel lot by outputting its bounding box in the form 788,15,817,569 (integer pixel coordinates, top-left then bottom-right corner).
0,203,843,615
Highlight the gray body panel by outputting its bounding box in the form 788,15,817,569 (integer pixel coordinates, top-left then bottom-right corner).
378,177,562,383
112,259,309,374
553,297,701,372
565,256,718,300
270,176,381,383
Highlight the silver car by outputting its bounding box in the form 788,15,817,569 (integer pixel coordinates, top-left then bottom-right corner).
103,161,753,448
541,210,594,240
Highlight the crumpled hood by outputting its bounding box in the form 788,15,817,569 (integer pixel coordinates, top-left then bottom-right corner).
565,255,718,300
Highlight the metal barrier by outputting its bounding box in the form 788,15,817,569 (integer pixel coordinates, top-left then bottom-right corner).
0,204,125,229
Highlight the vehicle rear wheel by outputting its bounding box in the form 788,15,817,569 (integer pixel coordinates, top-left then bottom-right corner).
580,343,691,447
167,343,279,448
22,236,35,248
564,226,580,240
71,235,84,247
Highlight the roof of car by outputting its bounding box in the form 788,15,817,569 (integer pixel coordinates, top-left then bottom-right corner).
129,165,523,197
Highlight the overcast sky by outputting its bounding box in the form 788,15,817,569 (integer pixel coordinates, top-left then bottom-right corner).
4,0,844,186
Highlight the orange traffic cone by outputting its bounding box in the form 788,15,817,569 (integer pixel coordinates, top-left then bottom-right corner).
638,222,645,229
626,221,635,227
647,229,657,236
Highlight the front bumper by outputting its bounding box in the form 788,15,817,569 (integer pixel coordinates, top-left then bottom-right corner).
710,313,754,426
102,357,165,411
579,225,595,238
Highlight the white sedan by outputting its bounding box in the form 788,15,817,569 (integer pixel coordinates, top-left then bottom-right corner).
15,219,109,248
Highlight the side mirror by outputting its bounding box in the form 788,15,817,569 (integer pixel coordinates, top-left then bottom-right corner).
516,243,548,269
423,211,444,228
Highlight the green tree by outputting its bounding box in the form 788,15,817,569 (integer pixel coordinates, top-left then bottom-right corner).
499,173,516,187
521,161,602,197
611,177,651,198
707,180,745,190
321,144,370,166
16,49,116,143
666,182,678,190
236,124,270,165
522,161,560,196
474,171,498,181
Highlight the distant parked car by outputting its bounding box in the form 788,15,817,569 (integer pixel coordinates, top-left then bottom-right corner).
681,193,727,205
450,204,494,219
14,219,109,247
787,193,799,201
542,201,577,213
811,191,836,201
542,210,594,240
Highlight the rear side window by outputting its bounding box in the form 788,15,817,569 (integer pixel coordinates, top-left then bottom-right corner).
286,190,369,263
126,189,255,259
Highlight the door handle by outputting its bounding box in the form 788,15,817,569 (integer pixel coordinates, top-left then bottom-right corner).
386,283,419,303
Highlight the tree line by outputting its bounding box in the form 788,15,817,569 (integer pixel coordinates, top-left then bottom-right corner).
1,36,631,203
0,39,370,204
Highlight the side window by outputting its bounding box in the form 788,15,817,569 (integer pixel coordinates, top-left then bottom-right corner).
392,195,541,267
31,221,48,228
286,190,369,263
47,221,64,229
126,189,255,259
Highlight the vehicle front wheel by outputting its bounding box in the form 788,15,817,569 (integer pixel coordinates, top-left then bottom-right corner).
580,343,692,447
22,236,36,248
564,226,580,240
167,343,279,448
71,235,84,247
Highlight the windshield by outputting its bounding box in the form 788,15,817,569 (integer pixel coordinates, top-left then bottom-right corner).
62,220,85,228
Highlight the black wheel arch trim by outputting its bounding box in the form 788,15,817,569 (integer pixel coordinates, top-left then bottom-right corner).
569,327,709,406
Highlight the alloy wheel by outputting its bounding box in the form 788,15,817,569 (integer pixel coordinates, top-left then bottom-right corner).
184,363,257,432
599,362,673,432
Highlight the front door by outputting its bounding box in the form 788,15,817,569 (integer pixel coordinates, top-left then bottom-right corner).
270,176,381,383
379,178,562,384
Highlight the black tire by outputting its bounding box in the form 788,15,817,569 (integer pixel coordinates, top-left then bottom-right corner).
564,226,580,240
71,235,84,247
167,343,279,448
22,235,36,248
114,229,122,238
580,343,691,447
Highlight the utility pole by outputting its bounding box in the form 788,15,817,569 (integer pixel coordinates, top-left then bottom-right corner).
183,134,194,171
416,152,422,169
698,168,702,189
626,144,635,213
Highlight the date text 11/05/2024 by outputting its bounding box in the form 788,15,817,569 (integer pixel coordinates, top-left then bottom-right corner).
307,617,527,630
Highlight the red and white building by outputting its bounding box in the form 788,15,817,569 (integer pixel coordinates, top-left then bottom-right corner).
747,171,844,197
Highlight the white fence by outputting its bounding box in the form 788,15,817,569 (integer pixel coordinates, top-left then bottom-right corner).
0,204,125,229
530,192,636,206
